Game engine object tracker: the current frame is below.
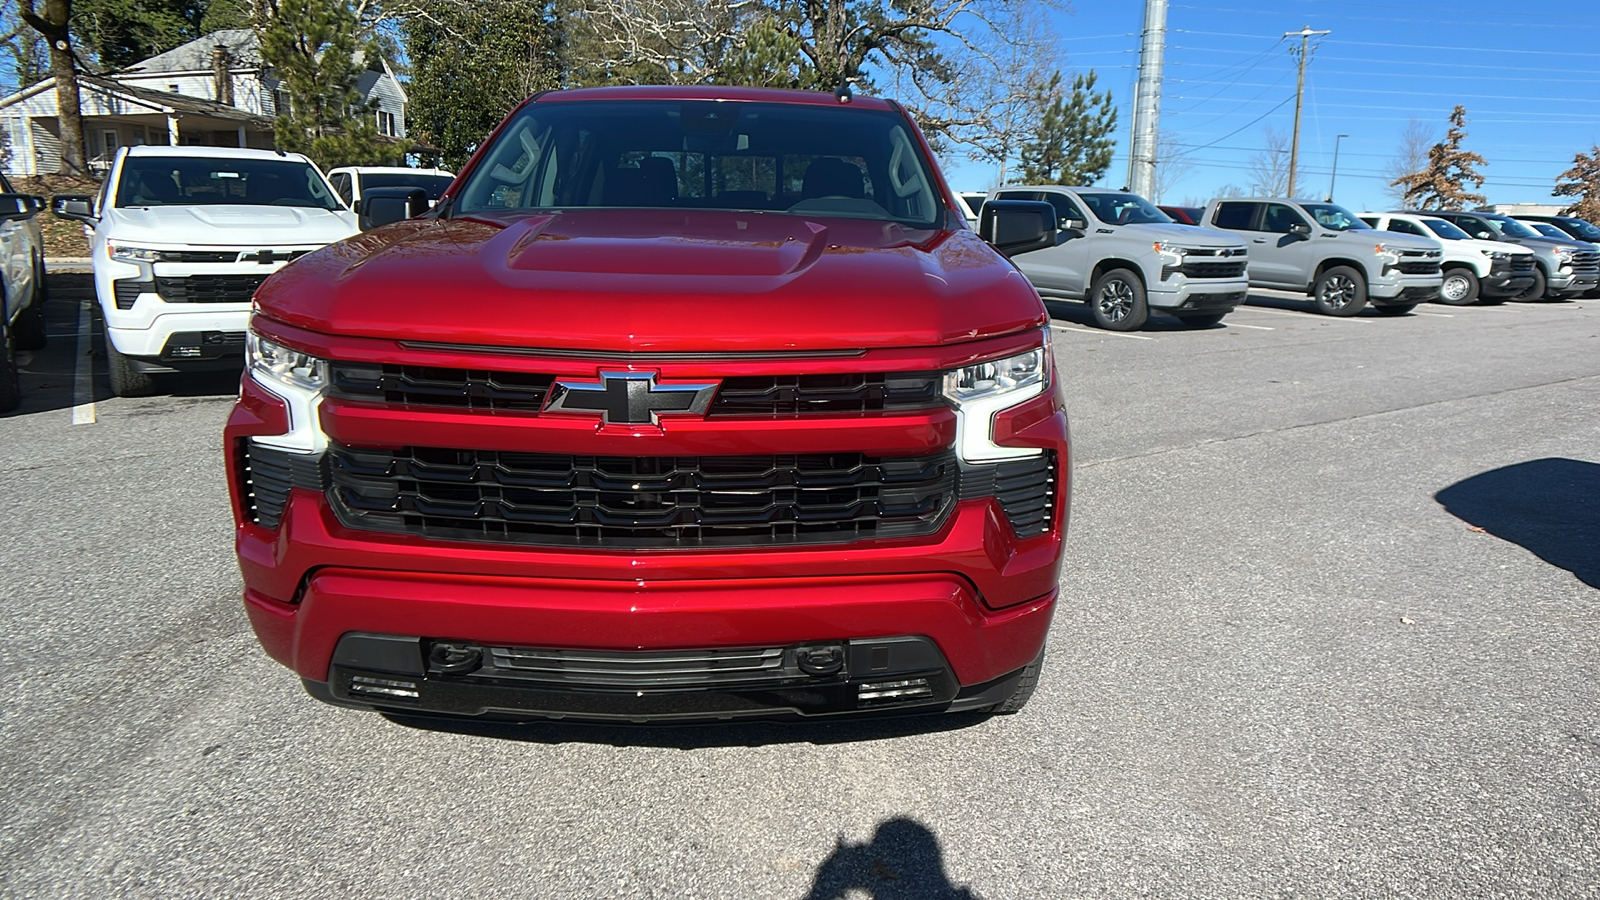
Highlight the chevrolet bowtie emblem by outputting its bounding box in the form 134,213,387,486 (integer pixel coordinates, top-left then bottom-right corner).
544,371,718,425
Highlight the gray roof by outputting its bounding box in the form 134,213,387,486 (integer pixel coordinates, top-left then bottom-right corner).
119,29,262,75
81,75,272,124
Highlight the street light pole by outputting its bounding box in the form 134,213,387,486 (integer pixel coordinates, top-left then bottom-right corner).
1327,134,1348,201
1284,25,1330,198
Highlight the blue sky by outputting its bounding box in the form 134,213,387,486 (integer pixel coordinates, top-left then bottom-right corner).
940,0,1600,213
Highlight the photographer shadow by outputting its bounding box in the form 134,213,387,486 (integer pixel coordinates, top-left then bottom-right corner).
803,817,979,900
1436,457,1600,589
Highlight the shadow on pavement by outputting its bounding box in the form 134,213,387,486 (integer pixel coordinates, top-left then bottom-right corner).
383,708,992,748
1436,458,1600,589
802,818,979,900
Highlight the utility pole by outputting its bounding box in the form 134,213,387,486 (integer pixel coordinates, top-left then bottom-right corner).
1127,0,1168,197
1327,133,1348,201
1284,24,1330,199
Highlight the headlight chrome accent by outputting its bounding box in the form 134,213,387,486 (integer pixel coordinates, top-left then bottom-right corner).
943,332,1050,462
245,325,329,453
107,242,161,264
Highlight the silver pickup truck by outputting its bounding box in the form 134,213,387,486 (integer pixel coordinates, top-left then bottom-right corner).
991,186,1249,331
1202,198,1442,316
0,174,46,413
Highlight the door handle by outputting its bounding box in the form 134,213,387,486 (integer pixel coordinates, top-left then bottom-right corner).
1252,238,1266,243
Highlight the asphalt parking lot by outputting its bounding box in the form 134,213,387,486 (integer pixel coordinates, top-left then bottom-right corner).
2,279,1596,898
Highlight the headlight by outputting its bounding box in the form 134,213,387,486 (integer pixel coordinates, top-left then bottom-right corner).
1373,243,1401,266
1155,241,1189,269
246,331,327,392
943,336,1050,462
1481,249,1508,259
1555,247,1576,262
107,243,161,264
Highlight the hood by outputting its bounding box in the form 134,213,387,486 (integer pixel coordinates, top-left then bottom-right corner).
259,209,1046,353
1460,238,1533,256
1118,222,1247,248
1366,229,1442,253
1493,233,1591,253
107,205,360,247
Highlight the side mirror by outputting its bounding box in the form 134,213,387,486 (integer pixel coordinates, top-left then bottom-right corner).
0,193,36,221
980,200,1059,258
52,193,96,223
1062,217,1087,232
1288,222,1311,236
359,187,429,230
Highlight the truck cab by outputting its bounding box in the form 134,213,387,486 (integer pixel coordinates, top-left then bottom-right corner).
1203,198,1442,316
992,186,1250,331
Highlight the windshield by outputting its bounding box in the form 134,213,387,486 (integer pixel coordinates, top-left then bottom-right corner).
1300,203,1369,231
363,173,455,200
456,100,944,227
1527,222,1569,239
1553,217,1600,241
1422,219,1472,241
1077,192,1170,225
1483,215,1540,239
116,156,341,210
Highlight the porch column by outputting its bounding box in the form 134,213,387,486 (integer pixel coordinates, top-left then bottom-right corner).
167,114,179,146
21,115,36,176
237,125,247,148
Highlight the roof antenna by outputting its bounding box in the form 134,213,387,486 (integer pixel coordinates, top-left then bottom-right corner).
835,79,853,104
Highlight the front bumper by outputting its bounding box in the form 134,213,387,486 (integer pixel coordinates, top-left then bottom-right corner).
1368,272,1442,302
1148,275,1250,312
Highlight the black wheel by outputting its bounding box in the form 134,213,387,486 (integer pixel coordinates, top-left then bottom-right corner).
990,645,1046,715
1514,267,1546,301
1175,312,1227,328
1436,267,1480,306
1312,265,1367,316
1088,268,1149,331
0,310,20,413
105,329,155,397
1374,303,1417,316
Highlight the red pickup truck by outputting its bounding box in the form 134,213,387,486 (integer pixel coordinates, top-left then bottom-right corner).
226,86,1071,723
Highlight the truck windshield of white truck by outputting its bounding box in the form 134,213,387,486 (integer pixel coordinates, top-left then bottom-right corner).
1075,192,1171,226
116,156,343,210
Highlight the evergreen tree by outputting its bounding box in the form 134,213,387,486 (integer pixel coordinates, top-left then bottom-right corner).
717,20,815,89
403,0,557,171
257,0,401,168
73,0,206,70
1553,146,1600,223
1016,70,1117,186
1391,105,1487,210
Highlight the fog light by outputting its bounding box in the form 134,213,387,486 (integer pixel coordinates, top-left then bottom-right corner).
169,345,203,358
857,677,934,704
349,675,419,700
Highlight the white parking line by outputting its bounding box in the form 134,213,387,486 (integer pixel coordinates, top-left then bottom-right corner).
1226,322,1274,331
71,301,95,425
1236,306,1373,324
1411,310,1455,318
1050,324,1155,341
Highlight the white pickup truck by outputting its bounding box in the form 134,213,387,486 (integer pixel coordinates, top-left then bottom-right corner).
53,145,358,396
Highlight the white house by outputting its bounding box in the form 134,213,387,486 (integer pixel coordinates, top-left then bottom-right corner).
0,28,408,175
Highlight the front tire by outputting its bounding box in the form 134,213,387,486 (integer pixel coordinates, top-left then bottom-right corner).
1514,267,1546,302
989,645,1046,715
1436,267,1480,306
1088,268,1149,331
105,329,155,397
1312,266,1367,316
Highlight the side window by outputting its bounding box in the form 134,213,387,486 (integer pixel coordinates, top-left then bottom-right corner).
329,172,352,205
1359,217,1380,229
992,190,1037,203
1212,202,1257,231
1388,219,1424,237
1040,192,1085,226
1261,203,1308,234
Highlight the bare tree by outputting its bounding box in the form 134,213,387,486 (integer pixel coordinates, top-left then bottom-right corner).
18,0,87,175
1246,126,1291,197
1215,183,1246,199
1149,131,1192,203
1383,117,1437,207
568,0,749,84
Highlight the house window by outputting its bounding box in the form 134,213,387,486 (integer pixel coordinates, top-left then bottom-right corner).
376,110,396,137
168,83,180,94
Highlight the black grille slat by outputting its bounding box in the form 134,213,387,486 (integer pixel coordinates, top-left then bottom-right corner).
112,279,150,310
155,275,268,303
1510,257,1535,273
157,250,240,263
1180,260,1247,279
1396,261,1442,275
329,445,955,548
240,443,328,529
328,364,941,417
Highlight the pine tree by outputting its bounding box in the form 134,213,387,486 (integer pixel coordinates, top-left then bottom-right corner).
1016,70,1117,186
1553,146,1600,223
257,0,401,169
1391,105,1487,210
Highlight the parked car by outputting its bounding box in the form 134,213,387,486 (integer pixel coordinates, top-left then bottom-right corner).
52,146,360,397
1158,205,1204,226
326,166,455,215
991,186,1249,330
1359,212,1535,305
1203,198,1442,316
1420,210,1599,301
1509,213,1600,246
0,179,46,413
225,85,1071,723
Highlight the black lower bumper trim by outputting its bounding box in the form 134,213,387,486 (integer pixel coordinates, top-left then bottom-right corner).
310,633,998,723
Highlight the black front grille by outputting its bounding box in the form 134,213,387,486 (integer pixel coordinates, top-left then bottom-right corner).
1510,256,1535,273
1181,260,1247,279
488,645,794,689
238,443,327,528
155,274,268,303
1397,261,1442,275
157,250,240,263
958,453,1056,538
328,444,957,548
328,364,943,417
112,278,150,310
1571,250,1600,275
